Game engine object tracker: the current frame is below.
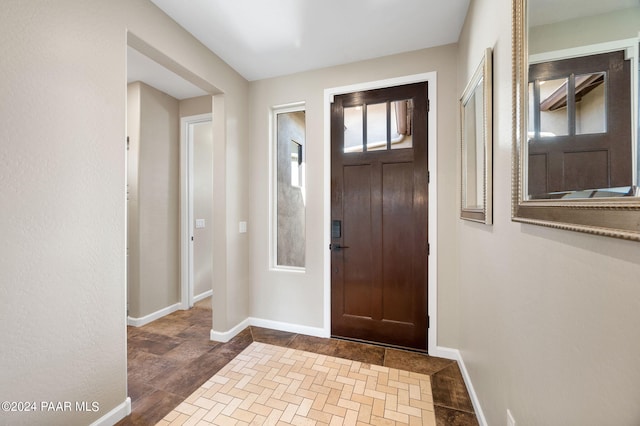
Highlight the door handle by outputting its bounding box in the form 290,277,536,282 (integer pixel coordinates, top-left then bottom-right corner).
329,243,350,251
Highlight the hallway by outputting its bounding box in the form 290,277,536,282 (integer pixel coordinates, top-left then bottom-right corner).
119,299,478,425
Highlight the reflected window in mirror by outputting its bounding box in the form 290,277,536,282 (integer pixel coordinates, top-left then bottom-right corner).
463,87,483,209
461,47,493,224
575,72,607,135
273,105,306,270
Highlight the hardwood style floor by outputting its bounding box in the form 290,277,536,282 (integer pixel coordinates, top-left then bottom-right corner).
117,298,478,425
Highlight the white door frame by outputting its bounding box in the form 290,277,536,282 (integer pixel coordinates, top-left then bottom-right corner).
180,113,212,310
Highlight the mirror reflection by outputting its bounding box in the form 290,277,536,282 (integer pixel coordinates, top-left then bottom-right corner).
461,47,492,224
463,81,485,210
526,0,639,199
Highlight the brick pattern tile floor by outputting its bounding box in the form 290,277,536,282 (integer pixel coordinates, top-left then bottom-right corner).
118,298,478,425
157,342,436,426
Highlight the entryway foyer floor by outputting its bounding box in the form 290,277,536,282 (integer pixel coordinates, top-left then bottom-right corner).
116,298,478,425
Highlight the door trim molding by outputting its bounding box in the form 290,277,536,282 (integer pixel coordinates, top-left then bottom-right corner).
323,72,439,353
180,113,213,310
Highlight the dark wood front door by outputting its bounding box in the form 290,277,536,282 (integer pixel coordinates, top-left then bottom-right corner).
330,82,428,350
528,50,632,198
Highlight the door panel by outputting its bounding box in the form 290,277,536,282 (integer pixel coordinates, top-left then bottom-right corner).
331,82,428,350
382,162,414,324
343,164,373,318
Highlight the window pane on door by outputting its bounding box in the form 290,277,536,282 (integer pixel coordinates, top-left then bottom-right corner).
539,77,569,137
527,82,535,138
344,106,363,153
576,72,606,135
366,102,388,151
391,99,413,149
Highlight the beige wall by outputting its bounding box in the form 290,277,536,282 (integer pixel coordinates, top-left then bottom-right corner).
248,45,460,345
127,81,180,318
180,95,212,117
0,0,249,424
457,0,640,424
529,6,640,55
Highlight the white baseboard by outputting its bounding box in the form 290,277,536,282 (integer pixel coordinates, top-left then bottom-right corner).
210,318,251,343
429,345,460,360
209,317,328,343
89,397,131,426
435,346,487,426
249,317,329,338
194,289,213,303
127,303,181,327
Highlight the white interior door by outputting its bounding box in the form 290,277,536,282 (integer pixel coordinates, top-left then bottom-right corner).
181,114,213,309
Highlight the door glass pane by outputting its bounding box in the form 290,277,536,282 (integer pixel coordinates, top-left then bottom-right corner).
344,106,363,153
391,99,413,149
539,77,569,137
366,102,388,151
575,72,606,135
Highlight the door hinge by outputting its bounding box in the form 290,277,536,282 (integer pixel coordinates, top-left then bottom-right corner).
126,136,130,151
426,242,430,255
427,315,430,328
427,171,430,183
427,99,430,112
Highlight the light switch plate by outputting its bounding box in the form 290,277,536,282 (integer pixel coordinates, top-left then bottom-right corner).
195,219,205,229
239,221,247,233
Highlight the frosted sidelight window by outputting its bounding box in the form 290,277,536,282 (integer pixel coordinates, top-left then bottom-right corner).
272,105,306,270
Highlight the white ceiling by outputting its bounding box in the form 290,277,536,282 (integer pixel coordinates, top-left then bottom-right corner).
131,0,638,95
149,0,472,81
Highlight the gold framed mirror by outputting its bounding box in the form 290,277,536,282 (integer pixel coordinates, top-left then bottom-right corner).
461,47,493,224
512,0,640,241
